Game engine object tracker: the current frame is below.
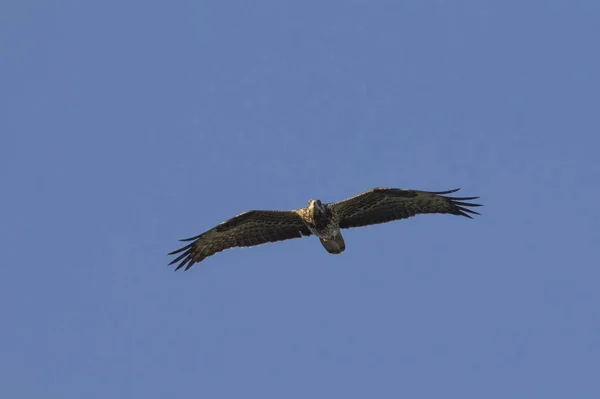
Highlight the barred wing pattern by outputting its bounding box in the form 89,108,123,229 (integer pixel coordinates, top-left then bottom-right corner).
168,210,312,271
333,188,481,229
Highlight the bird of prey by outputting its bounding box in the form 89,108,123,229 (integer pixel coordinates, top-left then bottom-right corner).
168,188,482,271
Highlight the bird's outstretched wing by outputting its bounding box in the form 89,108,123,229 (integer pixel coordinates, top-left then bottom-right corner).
332,188,482,229
168,210,312,271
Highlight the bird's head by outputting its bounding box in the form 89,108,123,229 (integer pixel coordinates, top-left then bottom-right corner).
308,199,325,218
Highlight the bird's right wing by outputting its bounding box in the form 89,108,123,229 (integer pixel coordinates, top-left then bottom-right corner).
168,210,312,271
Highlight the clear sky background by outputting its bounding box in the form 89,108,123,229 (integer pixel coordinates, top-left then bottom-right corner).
2,1,599,398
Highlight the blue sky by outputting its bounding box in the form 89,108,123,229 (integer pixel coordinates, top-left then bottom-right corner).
2,1,599,398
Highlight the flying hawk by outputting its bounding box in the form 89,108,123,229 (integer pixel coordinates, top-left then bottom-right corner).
168,188,482,271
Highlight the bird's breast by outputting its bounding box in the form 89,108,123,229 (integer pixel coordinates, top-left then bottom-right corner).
309,212,337,237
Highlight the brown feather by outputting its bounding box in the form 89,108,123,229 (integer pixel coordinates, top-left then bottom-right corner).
168,187,482,270
168,210,312,271
333,188,482,229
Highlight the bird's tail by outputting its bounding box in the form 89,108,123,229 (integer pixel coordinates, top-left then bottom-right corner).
319,233,346,255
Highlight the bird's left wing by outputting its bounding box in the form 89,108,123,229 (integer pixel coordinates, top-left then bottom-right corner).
332,188,482,229
168,210,312,271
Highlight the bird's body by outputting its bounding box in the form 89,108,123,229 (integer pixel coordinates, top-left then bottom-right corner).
296,200,345,255
168,187,482,271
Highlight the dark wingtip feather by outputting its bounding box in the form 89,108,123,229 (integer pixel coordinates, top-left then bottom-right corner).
457,206,481,216
168,242,195,255
433,188,461,195
445,196,480,201
168,249,191,266
184,259,196,271
174,257,195,271
452,201,483,207
167,238,199,270
433,189,483,219
457,210,474,219
179,234,202,242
